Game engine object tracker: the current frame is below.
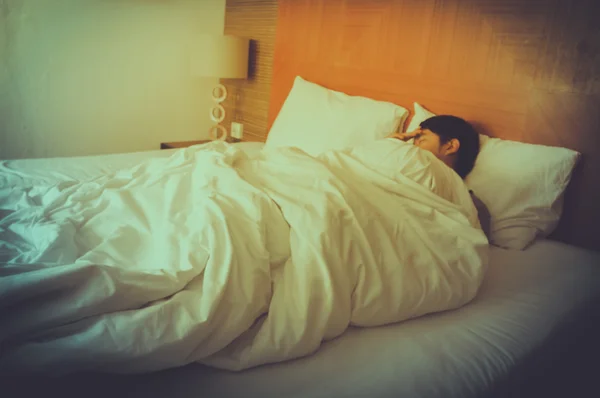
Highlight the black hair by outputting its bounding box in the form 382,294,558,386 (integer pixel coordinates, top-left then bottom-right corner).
419,115,480,178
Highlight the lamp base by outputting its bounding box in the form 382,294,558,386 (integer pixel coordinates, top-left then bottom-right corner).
209,124,228,141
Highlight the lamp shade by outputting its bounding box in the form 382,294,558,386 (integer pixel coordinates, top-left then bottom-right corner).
192,35,249,79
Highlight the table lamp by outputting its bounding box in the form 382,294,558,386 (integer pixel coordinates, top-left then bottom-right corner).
191,35,249,141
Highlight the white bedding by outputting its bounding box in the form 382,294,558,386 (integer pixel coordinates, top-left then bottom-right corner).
0,142,266,185
0,140,488,374
70,239,598,398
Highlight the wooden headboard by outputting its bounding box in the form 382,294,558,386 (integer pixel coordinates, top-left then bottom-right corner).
268,0,600,251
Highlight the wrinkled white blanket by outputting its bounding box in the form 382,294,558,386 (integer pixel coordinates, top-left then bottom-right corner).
0,140,488,374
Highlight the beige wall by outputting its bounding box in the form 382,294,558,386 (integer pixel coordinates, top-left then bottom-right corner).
0,0,225,159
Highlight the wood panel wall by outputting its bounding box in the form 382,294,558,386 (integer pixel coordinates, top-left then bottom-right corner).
220,0,277,142
269,0,600,251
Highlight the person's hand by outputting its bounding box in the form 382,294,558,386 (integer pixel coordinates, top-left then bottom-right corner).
387,129,421,141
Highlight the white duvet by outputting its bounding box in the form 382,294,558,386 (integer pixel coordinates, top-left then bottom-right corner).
0,140,488,374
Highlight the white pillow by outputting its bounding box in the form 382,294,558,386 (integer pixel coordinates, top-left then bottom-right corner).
266,76,408,156
406,102,436,133
408,102,581,250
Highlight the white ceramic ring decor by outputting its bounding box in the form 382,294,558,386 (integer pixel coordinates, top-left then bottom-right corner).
211,84,227,103
210,104,226,123
209,124,228,141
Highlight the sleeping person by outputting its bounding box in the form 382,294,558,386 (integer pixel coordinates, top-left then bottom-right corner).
388,115,480,179
387,114,491,236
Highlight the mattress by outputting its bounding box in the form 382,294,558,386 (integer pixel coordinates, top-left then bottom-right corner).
67,239,592,398
5,243,599,398
2,145,600,398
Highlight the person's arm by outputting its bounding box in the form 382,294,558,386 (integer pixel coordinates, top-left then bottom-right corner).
387,129,421,141
470,190,491,239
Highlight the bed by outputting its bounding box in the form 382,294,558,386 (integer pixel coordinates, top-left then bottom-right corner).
59,240,600,398
2,142,599,398
3,0,600,396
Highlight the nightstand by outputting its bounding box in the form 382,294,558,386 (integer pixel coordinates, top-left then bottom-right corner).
160,140,211,150
160,138,242,150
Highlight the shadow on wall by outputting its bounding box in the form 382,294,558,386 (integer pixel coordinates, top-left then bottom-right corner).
248,39,258,79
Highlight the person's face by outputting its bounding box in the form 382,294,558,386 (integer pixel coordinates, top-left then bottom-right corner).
413,128,460,168
413,128,443,156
